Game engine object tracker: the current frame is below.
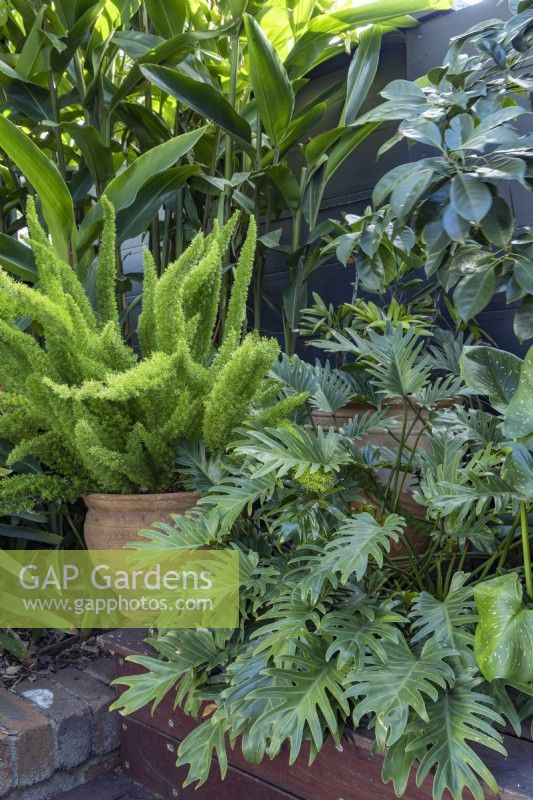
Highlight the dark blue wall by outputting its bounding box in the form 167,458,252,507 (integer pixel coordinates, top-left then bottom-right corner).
260,1,532,357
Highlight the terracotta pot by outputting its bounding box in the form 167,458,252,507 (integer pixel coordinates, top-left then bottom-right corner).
83,492,201,550
312,398,435,452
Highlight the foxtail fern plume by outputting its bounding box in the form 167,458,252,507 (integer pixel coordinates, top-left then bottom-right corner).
0,201,285,512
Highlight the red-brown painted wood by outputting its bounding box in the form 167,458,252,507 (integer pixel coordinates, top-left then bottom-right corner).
102,631,533,800
121,717,302,800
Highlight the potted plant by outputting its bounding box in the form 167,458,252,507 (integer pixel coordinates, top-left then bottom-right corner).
111,340,533,800
0,199,292,548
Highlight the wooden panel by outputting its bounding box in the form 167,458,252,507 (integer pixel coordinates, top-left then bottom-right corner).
121,717,302,800
51,772,154,800
106,634,532,800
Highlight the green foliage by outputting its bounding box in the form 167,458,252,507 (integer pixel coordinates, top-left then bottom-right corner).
362,1,533,343
111,328,533,800
0,203,281,511
474,574,533,684
0,0,445,353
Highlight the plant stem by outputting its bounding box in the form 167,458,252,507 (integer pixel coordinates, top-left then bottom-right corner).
47,72,66,181
521,501,532,599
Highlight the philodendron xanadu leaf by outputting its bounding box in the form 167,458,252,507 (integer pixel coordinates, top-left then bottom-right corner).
503,345,533,439
460,346,522,414
474,574,533,683
348,636,455,750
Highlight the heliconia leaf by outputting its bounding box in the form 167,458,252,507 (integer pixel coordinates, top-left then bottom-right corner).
341,26,381,125
243,14,294,146
0,114,75,262
0,234,37,282
144,0,186,38
77,128,206,256
140,65,252,148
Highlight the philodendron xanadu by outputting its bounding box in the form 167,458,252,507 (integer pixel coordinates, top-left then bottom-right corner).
113,329,533,800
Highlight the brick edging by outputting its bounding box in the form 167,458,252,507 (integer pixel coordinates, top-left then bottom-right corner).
0,657,120,800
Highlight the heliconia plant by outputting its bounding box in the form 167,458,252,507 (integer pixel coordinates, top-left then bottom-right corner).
0,198,291,512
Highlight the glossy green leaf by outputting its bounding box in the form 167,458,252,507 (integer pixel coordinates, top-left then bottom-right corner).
144,0,186,38
514,260,533,294
141,65,251,148
391,168,434,220
341,26,381,125
0,114,75,262
63,123,115,188
0,233,37,282
243,14,294,146
515,297,533,343
78,128,206,255
474,574,533,683
115,165,198,243
453,267,495,320
502,444,533,498
450,174,492,224
460,345,522,413
503,345,533,438
480,196,513,248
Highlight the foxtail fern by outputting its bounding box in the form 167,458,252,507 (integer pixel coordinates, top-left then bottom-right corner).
0,200,282,511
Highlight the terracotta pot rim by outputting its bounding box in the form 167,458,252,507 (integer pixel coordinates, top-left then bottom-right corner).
83,491,200,508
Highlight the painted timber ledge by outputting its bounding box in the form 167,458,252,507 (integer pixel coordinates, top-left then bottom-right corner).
101,630,533,800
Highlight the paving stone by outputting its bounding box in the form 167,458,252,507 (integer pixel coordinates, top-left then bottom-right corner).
0,688,54,787
17,677,91,770
85,657,115,686
49,668,119,755
0,731,13,797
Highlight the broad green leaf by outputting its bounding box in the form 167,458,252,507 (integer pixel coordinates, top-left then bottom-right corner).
391,168,434,220
480,196,513,248
0,234,36,282
348,637,455,749
514,297,533,343
410,572,476,660
474,574,533,683
325,122,379,180
4,79,53,123
504,345,533,438
250,635,349,763
407,677,505,800
320,512,405,582
243,14,294,146
144,0,186,38
372,163,414,206
341,26,381,125
514,260,533,294
442,204,469,242
0,114,75,262
450,174,492,224
502,444,533,498
64,123,115,188
141,65,251,148
115,165,198,243
460,345,522,413
263,164,301,213
77,129,206,255
453,267,495,320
